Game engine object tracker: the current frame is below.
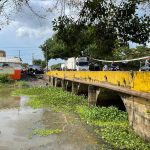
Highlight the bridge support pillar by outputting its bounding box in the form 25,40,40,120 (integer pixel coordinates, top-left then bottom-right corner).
49,76,51,82
78,83,88,95
54,78,61,87
66,81,72,91
121,95,150,141
88,85,97,106
72,82,78,95
61,79,66,90
50,77,55,86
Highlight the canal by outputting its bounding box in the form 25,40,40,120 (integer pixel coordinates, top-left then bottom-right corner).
0,87,108,150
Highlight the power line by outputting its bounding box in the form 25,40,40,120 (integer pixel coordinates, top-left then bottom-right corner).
0,47,39,48
92,56,150,63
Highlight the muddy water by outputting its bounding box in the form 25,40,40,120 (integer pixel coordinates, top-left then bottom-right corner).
0,88,109,150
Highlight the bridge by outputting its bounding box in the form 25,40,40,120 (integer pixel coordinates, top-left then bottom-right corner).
47,71,150,141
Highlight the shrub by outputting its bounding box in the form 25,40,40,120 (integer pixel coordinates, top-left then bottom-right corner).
0,74,14,83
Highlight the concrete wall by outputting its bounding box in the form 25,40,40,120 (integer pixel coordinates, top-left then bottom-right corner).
122,95,150,141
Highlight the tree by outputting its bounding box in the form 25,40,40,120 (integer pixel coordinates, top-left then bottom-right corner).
113,46,150,60
40,35,68,60
53,16,93,58
51,63,61,70
0,0,29,28
79,0,150,52
0,0,84,29
52,0,150,59
33,59,46,68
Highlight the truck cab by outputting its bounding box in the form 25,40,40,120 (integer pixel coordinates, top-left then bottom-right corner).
76,57,89,71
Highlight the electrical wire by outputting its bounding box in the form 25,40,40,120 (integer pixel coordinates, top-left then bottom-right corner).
92,56,150,63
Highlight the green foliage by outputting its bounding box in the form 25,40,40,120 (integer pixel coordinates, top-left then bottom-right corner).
112,46,150,70
22,63,28,68
27,99,43,109
113,46,150,60
49,0,150,59
0,74,14,83
53,16,92,57
80,0,150,45
33,59,46,68
51,63,61,70
14,81,30,88
99,126,150,150
14,87,150,150
76,106,128,123
33,129,62,136
14,87,86,111
147,110,150,114
40,35,67,60
76,106,150,150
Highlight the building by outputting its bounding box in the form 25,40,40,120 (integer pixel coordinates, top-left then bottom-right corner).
0,50,6,57
0,50,22,80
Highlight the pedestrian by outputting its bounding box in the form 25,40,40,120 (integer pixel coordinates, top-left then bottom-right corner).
103,65,108,71
145,57,150,67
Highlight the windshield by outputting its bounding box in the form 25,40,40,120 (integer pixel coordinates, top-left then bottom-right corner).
78,62,89,66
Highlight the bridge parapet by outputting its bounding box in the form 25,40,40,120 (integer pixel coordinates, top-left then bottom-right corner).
47,71,150,93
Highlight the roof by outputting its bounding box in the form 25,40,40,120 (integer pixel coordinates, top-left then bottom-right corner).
0,57,22,64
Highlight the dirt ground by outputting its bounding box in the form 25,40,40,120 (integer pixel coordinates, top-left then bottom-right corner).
21,74,49,87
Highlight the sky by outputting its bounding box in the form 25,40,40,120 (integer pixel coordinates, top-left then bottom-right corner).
0,0,65,65
0,0,149,65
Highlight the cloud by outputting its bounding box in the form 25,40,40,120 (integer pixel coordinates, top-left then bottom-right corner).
12,0,59,39
16,26,52,39
4,0,76,40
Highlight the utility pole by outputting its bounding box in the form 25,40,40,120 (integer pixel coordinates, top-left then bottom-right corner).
46,45,48,71
19,50,20,58
32,53,34,65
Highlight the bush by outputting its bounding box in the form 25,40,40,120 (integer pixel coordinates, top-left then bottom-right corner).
0,74,14,83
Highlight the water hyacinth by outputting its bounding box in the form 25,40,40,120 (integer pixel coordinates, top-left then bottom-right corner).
14,87,150,150
33,129,62,136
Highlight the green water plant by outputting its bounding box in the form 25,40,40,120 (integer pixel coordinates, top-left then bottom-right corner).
33,129,62,136
14,87,87,111
14,81,30,88
14,87,150,150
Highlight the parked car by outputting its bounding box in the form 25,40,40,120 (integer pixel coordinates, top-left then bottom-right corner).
109,65,120,71
28,65,44,74
139,66,150,71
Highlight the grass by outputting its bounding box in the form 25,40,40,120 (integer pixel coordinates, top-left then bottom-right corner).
14,86,150,150
14,81,30,88
0,74,29,88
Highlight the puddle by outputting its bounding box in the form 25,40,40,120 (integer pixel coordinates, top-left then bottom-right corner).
0,88,20,109
0,88,110,150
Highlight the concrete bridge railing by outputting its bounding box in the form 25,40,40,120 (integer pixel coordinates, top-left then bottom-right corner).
47,71,150,141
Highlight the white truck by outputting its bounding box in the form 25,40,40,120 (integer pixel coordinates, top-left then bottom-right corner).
64,57,89,71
